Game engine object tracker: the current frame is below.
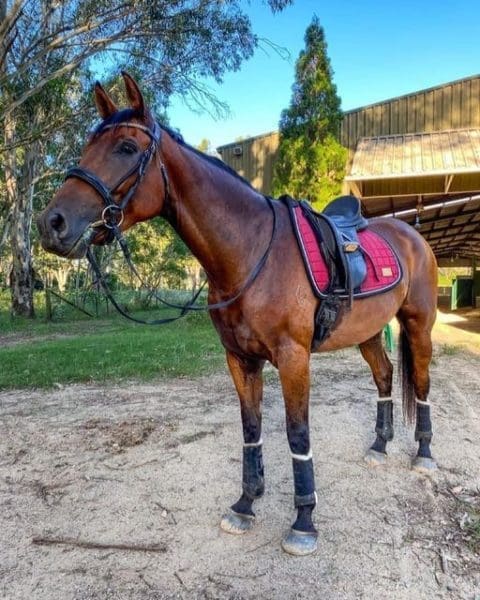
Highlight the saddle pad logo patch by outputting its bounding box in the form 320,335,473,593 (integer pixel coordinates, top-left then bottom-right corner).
382,267,393,277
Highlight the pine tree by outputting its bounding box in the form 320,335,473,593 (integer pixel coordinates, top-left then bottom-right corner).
273,16,347,209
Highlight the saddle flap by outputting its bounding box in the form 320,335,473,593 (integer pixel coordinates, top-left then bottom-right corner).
318,212,367,292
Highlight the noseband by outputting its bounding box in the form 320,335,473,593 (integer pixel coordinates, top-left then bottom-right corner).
65,120,168,238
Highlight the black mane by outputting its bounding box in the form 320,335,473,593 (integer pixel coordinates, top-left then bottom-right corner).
92,111,255,192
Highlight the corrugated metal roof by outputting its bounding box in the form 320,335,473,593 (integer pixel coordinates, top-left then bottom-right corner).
346,128,480,181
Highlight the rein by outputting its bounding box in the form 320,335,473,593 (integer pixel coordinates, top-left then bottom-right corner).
66,119,277,325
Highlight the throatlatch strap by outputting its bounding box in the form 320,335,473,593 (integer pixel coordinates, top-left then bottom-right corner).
292,456,316,507
242,444,265,499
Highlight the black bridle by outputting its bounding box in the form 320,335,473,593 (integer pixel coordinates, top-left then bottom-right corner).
65,118,277,325
65,121,167,239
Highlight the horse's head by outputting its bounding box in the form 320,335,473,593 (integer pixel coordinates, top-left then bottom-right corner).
37,73,166,258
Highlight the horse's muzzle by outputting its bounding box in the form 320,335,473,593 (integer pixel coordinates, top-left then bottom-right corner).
36,207,95,259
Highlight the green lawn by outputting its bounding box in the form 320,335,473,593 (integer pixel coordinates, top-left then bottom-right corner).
0,303,225,389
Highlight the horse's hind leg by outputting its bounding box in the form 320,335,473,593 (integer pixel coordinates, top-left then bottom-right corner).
398,310,437,473
359,332,394,465
220,351,265,534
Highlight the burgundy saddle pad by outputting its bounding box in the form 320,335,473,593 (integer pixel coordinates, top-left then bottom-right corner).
292,206,402,299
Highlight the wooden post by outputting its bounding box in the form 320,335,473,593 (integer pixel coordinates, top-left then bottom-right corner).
44,273,52,321
45,287,52,321
473,257,478,308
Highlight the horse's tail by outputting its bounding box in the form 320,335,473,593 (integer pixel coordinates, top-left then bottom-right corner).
398,326,416,424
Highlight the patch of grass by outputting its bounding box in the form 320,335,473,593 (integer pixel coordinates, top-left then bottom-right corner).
0,288,204,335
263,369,278,384
0,311,225,389
438,343,461,356
459,494,480,554
465,511,480,553
449,488,480,555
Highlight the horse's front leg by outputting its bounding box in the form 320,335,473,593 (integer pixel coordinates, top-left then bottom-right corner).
278,343,318,556
221,351,265,534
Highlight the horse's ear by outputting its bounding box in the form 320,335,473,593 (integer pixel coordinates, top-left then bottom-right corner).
94,82,118,119
122,71,145,115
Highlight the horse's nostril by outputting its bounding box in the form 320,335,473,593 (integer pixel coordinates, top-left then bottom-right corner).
49,210,67,235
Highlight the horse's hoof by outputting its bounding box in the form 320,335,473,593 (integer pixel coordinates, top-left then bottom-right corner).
281,529,318,556
220,510,255,535
364,448,387,466
412,456,437,474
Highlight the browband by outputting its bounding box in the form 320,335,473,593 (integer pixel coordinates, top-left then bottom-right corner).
100,121,161,143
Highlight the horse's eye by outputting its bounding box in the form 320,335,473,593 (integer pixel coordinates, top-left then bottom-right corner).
117,141,138,155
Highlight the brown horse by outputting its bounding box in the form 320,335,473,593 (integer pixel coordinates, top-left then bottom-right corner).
37,73,438,556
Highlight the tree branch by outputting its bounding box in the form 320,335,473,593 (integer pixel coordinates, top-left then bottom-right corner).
2,6,136,89
32,536,167,553
0,0,25,44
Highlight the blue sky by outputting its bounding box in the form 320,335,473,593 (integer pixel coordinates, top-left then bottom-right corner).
168,0,480,150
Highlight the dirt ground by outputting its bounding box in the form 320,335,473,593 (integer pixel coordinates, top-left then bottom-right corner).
1,313,480,600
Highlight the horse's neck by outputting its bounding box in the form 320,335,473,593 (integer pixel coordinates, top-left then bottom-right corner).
160,139,271,292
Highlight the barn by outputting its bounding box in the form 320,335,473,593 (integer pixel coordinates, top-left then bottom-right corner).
217,74,480,307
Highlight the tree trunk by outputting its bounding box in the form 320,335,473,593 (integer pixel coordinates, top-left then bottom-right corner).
2,7,35,317
7,113,36,317
54,263,72,292
0,207,12,252
10,211,35,317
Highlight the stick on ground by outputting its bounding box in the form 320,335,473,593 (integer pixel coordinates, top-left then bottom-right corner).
32,536,167,553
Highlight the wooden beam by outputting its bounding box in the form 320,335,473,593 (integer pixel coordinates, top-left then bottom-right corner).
348,180,363,198
432,244,480,252
445,174,454,193
420,220,480,238
345,166,480,182
435,237,480,247
428,234,480,246
437,255,480,265
436,250,480,259
398,205,480,227
366,193,480,215
362,188,480,200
